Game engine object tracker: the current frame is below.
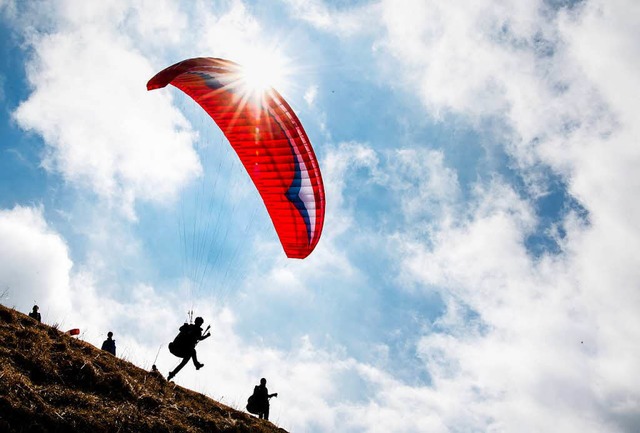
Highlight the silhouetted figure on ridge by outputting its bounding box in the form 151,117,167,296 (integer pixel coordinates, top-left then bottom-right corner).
101,331,116,356
150,364,164,379
167,316,210,381
28,305,41,322
247,378,277,420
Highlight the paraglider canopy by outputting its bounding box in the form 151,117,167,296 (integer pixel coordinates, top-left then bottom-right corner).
147,57,325,259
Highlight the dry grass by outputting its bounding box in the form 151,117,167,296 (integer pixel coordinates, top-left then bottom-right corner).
0,303,288,433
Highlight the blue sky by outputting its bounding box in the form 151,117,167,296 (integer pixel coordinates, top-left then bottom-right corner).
1,1,639,432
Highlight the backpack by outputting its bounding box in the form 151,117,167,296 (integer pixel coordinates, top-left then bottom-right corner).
168,324,191,358
246,393,260,414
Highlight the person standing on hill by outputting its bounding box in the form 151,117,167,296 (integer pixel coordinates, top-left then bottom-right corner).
248,378,277,420
101,331,116,356
28,305,41,322
167,316,211,381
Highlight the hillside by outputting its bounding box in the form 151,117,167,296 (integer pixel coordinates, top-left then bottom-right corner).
0,303,288,433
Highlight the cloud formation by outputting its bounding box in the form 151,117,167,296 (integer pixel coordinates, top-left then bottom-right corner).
374,1,640,431
0,206,72,315
290,0,640,431
11,1,201,218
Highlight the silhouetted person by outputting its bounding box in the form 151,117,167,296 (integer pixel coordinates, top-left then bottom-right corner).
252,378,277,420
167,317,210,380
28,305,41,322
101,331,116,356
150,364,163,379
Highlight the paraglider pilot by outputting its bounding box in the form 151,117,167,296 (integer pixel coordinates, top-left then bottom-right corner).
101,331,116,356
28,305,41,322
247,378,278,420
167,316,211,380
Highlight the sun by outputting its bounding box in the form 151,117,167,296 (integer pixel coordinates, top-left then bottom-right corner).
234,46,291,100
241,57,286,94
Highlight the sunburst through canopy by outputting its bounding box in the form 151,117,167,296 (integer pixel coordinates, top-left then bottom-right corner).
147,57,325,259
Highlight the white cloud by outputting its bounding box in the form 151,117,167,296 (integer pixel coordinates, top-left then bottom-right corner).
369,1,640,431
10,1,201,218
283,0,379,37
305,84,318,106
393,178,638,432
192,0,262,57
386,148,460,226
126,0,188,49
0,205,73,315
374,0,640,199
558,0,640,129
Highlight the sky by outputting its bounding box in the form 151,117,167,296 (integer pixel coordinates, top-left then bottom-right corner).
0,0,639,432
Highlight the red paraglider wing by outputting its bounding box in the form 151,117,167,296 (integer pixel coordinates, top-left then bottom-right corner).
147,58,325,259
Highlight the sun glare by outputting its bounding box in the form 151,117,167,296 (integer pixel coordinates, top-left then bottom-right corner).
236,47,291,99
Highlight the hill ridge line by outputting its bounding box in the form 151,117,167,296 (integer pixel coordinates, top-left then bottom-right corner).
0,303,289,433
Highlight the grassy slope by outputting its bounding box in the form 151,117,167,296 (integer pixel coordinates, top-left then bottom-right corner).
0,303,288,433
